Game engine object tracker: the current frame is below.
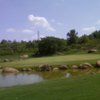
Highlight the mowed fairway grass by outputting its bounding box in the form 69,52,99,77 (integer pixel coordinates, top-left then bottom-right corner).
0,54,100,68
0,54,100,100
0,74,100,100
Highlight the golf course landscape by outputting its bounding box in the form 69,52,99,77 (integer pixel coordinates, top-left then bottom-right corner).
0,54,100,100
1,0,100,99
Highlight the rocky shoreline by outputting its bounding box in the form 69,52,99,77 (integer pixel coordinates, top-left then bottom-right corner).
0,60,100,73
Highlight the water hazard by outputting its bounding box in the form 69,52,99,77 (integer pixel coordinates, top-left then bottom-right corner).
0,69,98,87
0,73,43,87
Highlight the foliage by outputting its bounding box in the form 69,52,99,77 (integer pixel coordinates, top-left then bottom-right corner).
67,29,78,45
0,40,38,55
78,34,89,44
89,30,100,39
0,29,100,56
38,37,66,56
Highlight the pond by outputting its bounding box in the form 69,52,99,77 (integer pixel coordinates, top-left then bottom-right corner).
0,69,98,87
0,73,43,87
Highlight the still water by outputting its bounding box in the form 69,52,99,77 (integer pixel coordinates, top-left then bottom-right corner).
0,73,43,87
0,69,97,87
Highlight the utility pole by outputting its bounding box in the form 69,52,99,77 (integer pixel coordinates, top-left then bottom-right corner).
37,31,40,41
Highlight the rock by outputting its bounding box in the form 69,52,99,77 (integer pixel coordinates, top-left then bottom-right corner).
0,69,2,73
88,49,97,53
66,73,71,78
20,54,29,59
38,64,52,71
27,68,32,71
2,67,19,73
71,65,79,69
79,63,93,69
96,60,100,67
3,59,9,62
20,68,27,71
53,67,59,71
58,65,68,70
20,68,32,71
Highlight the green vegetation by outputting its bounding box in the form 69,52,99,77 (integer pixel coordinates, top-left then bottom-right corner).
0,29,100,56
0,74,100,100
67,29,78,45
38,37,66,56
0,54,100,68
0,29,100,99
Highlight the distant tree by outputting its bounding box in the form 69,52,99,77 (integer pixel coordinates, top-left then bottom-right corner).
1,39,8,44
38,37,66,56
89,31,100,39
78,35,89,44
0,40,13,55
67,29,78,45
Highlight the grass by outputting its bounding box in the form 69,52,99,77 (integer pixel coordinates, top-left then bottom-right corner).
0,54,100,100
0,74,100,100
0,54,100,68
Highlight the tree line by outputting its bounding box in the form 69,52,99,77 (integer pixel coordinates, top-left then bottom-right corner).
0,29,100,56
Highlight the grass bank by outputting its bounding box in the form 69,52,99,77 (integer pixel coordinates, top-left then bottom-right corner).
0,54,100,68
0,74,100,100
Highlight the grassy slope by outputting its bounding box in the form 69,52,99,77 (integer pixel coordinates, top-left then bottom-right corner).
0,74,100,100
0,54,100,67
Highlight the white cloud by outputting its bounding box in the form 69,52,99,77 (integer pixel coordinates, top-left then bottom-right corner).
6,28,16,33
51,18,63,26
6,28,35,34
22,38,30,42
96,20,100,25
82,19,100,34
40,35,46,38
22,29,34,33
28,15,55,32
82,26,96,34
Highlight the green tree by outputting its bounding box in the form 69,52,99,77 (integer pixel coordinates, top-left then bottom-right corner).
38,37,66,56
78,35,89,44
0,40,13,55
67,29,78,45
89,31,100,39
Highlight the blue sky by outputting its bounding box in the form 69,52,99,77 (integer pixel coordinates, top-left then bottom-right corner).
0,0,100,41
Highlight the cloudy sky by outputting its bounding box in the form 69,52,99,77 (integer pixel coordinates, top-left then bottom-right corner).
0,0,100,41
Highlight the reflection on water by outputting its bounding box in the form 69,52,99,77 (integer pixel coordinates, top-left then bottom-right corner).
66,73,71,78
0,69,99,87
0,73,43,87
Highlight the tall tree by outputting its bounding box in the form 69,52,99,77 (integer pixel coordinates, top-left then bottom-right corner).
67,29,78,45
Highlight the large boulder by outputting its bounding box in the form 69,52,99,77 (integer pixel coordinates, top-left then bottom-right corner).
2,67,19,73
96,60,100,67
38,64,52,71
88,49,97,53
58,65,68,70
79,63,93,69
71,65,79,69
